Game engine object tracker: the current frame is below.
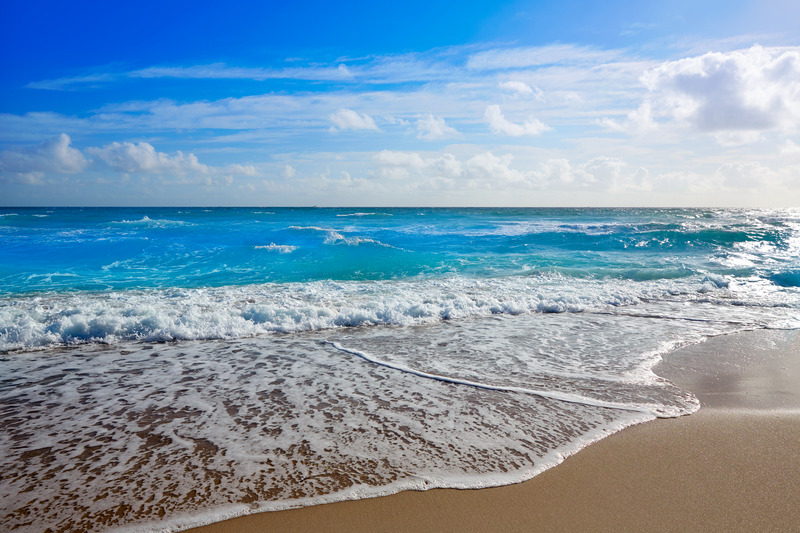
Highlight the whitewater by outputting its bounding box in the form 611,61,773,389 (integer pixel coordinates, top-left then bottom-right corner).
1,207,799,531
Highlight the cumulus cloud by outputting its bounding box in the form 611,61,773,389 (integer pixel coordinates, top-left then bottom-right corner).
373,150,428,179
464,152,525,183
329,108,379,131
282,164,297,178
416,114,459,139
374,150,426,169
224,164,258,176
0,135,237,185
525,156,648,191
87,141,209,174
372,149,503,185
0,133,87,174
498,81,542,98
383,115,410,127
373,150,464,183
640,45,800,138
715,161,777,189
578,157,638,190
485,105,550,136
598,102,656,134
385,151,787,196
779,139,800,157
371,150,649,192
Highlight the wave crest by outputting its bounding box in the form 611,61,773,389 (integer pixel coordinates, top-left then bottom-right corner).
2,274,794,353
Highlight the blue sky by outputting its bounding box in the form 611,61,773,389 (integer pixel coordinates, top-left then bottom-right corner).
1,0,799,206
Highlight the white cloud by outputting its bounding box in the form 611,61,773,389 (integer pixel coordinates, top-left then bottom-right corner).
498,81,542,98
383,115,410,126
282,164,297,178
24,44,619,93
779,139,800,157
329,108,380,131
711,130,764,146
715,161,777,189
416,114,459,139
373,150,427,179
8,42,800,206
87,141,209,174
525,156,648,191
27,63,357,91
224,164,259,176
578,157,633,190
0,133,87,174
26,73,119,91
132,62,355,82
649,171,704,193
640,45,800,137
373,150,465,183
374,150,426,168
5,42,649,141
464,152,525,183
485,105,550,136
371,150,651,193
598,102,656,134
467,44,621,70
0,135,249,186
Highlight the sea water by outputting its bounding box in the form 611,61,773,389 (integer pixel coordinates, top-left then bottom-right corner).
1,207,799,531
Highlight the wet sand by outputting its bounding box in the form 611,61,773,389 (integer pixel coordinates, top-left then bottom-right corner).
187,329,800,533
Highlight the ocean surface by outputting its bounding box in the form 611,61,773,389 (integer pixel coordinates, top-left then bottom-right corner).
1,207,799,531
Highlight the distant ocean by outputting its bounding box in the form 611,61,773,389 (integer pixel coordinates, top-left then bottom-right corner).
2,207,799,531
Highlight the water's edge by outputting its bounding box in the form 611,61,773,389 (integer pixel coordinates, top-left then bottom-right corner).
137,327,800,533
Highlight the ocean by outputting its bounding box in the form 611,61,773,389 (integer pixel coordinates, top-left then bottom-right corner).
1,207,799,531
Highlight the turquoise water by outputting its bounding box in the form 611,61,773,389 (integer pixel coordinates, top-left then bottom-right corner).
2,207,797,293
1,207,799,531
2,207,799,350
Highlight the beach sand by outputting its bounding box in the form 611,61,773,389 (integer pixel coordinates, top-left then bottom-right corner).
187,330,800,533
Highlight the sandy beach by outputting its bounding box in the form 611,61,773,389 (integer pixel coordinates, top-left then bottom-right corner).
187,329,800,533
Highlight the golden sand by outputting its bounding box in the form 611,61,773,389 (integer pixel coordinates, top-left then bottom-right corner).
188,330,800,533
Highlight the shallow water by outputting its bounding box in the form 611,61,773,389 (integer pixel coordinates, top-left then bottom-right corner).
1,207,799,531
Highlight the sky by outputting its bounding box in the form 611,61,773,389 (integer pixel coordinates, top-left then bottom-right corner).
1,0,799,207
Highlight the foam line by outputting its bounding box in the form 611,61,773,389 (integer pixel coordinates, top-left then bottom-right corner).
323,340,675,417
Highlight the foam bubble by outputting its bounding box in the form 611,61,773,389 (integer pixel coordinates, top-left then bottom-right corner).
111,216,190,227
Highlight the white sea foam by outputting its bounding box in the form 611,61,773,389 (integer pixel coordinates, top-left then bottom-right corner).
1,274,795,353
1,318,668,532
324,340,689,417
404,221,631,237
111,215,190,227
3,207,798,531
288,225,394,247
2,276,797,531
254,243,297,253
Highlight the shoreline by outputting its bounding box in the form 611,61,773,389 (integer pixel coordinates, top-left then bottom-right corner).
185,328,800,533
185,410,800,533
